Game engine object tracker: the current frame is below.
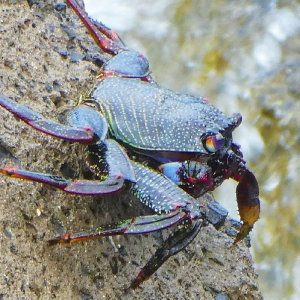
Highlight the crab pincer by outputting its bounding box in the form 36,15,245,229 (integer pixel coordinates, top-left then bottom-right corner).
234,169,260,244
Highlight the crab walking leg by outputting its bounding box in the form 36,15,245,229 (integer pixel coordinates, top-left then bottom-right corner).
130,219,204,289
66,0,154,82
0,166,125,195
84,139,136,183
48,210,187,245
0,139,135,195
0,94,107,143
66,0,125,55
47,161,206,288
234,169,260,244
49,214,206,289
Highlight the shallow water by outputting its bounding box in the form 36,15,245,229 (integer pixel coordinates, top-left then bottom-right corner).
85,0,300,298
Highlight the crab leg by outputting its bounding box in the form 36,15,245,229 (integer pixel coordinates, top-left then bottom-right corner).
49,214,205,289
130,218,204,289
66,0,125,55
234,169,260,244
48,210,187,245
66,0,154,82
0,94,107,144
45,161,206,288
0,166,125,195
45,161,203,246
0,138,135,195
84,139,136,183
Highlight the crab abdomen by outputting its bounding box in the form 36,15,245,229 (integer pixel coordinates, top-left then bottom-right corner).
91,77,234,153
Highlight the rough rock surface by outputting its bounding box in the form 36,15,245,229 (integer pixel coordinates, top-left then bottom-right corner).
0,1,262,299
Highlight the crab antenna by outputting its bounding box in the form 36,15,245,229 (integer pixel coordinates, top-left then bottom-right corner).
66,0,125,55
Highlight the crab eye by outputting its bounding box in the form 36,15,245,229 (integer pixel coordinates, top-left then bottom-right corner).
203,133,225,153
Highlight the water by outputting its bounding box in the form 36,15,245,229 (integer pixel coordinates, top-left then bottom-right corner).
84,0,300,298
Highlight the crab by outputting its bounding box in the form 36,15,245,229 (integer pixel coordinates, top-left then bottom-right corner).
0,0,260,289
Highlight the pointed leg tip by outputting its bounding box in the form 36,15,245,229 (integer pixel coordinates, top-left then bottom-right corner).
48,238,61,246
130,272,148,289
48,233,71,246
130,278,141,290
129,281,139,290
0,166,16,176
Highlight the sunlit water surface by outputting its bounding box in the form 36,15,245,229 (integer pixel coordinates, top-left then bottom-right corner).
84,0,300,298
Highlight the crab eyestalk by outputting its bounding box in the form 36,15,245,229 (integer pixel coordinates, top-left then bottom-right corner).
234,169,260,244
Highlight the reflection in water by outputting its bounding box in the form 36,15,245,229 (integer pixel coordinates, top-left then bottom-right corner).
85,0,300,298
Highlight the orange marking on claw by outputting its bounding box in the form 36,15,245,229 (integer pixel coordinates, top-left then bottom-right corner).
234,204,260,245
239,204,260,227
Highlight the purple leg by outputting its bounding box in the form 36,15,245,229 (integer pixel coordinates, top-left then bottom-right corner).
48,210,187,245
130,219,204,289
85,139,136,183
0,94,107,143
0,138,135,195
0,166,124,195
45,161,206,288
48,205,205,289
66,0,125,55
66,0,154,82
48,208,202,289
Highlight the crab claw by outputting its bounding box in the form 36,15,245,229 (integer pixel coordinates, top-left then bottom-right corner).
234,169,260,244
